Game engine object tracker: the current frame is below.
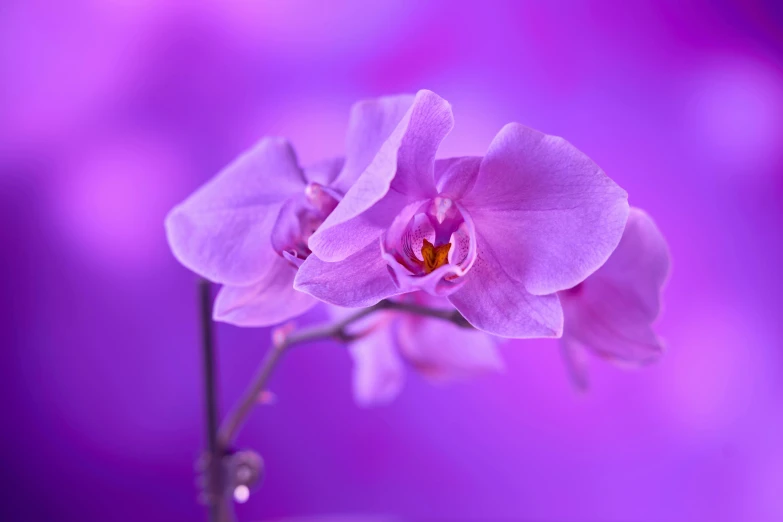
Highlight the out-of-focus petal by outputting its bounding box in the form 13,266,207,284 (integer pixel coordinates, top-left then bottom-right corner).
559,335,589,391
561,297,664,363
304,156,345,186
309,90,453,262
590,208,670,319
165,137,305,286
396,295,503,380
463,123,629,296
434,156,481,200
294,241,403,307
349,314,405,406
332,94,416,193
448,231,564,338
560,208,670,362
213,256,317,327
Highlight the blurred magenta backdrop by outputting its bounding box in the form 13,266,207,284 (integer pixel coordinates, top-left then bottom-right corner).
2,1,782,521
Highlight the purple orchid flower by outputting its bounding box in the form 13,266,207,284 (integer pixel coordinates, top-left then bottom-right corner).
165,95,417,326
558,208,671,389
336,293,503,406
295,90,630,338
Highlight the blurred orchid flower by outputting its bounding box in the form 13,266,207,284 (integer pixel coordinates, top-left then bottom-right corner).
296,89,630,338
336,293,503,406
165,94,416,326
558,208,671,389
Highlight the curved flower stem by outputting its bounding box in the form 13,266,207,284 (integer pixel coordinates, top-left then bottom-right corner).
216,298,471,449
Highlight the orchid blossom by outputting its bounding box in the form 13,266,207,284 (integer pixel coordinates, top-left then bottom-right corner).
295,90,630,338
165,95,416,326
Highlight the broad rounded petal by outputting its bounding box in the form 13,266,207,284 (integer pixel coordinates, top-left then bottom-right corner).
294,241,404,307
349,315,406,406
304,156,345,186
434,156,482,200
447,231,564,338
310,90,452,261
306,191,411,263
396,299,503,380
463,123,629,295
333,94,416,193
165,137,305,285
213,257,317,327
560,208,669,362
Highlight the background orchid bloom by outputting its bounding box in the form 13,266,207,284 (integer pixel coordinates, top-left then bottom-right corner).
558,208,671,389
296,89,630,338
336,293,503,406
165,94,417,326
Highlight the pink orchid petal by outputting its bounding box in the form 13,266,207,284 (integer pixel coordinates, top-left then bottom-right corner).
396,295,503,380
560,208,670,362
332,94,416,193
294,241,404,307
309,90,453,262
463,123,629,296
434,156,482,199
382,252,468,296
349,314,405,406
213,256,317,327
448,231,564,338
165,137,305,286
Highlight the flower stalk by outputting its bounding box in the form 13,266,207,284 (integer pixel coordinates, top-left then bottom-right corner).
199,280,472,521
217,297,471,449
198,280,236,522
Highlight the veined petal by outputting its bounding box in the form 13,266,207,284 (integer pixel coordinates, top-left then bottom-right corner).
349,314,405,406
560,208,670,362
294,241,404,307
213,256,317,327
309,90,453,262
332,94,416,193
448,230,563,338
306,190,411,265
165,137,305,286
463,123,629,296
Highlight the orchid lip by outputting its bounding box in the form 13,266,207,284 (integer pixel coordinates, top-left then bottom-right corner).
381,199,477,296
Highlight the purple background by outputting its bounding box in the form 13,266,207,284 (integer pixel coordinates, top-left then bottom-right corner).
2,1,782,521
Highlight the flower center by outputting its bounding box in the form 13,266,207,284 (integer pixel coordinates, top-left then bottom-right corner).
390,199,470,278
381,197,477,296
419,239,451,274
